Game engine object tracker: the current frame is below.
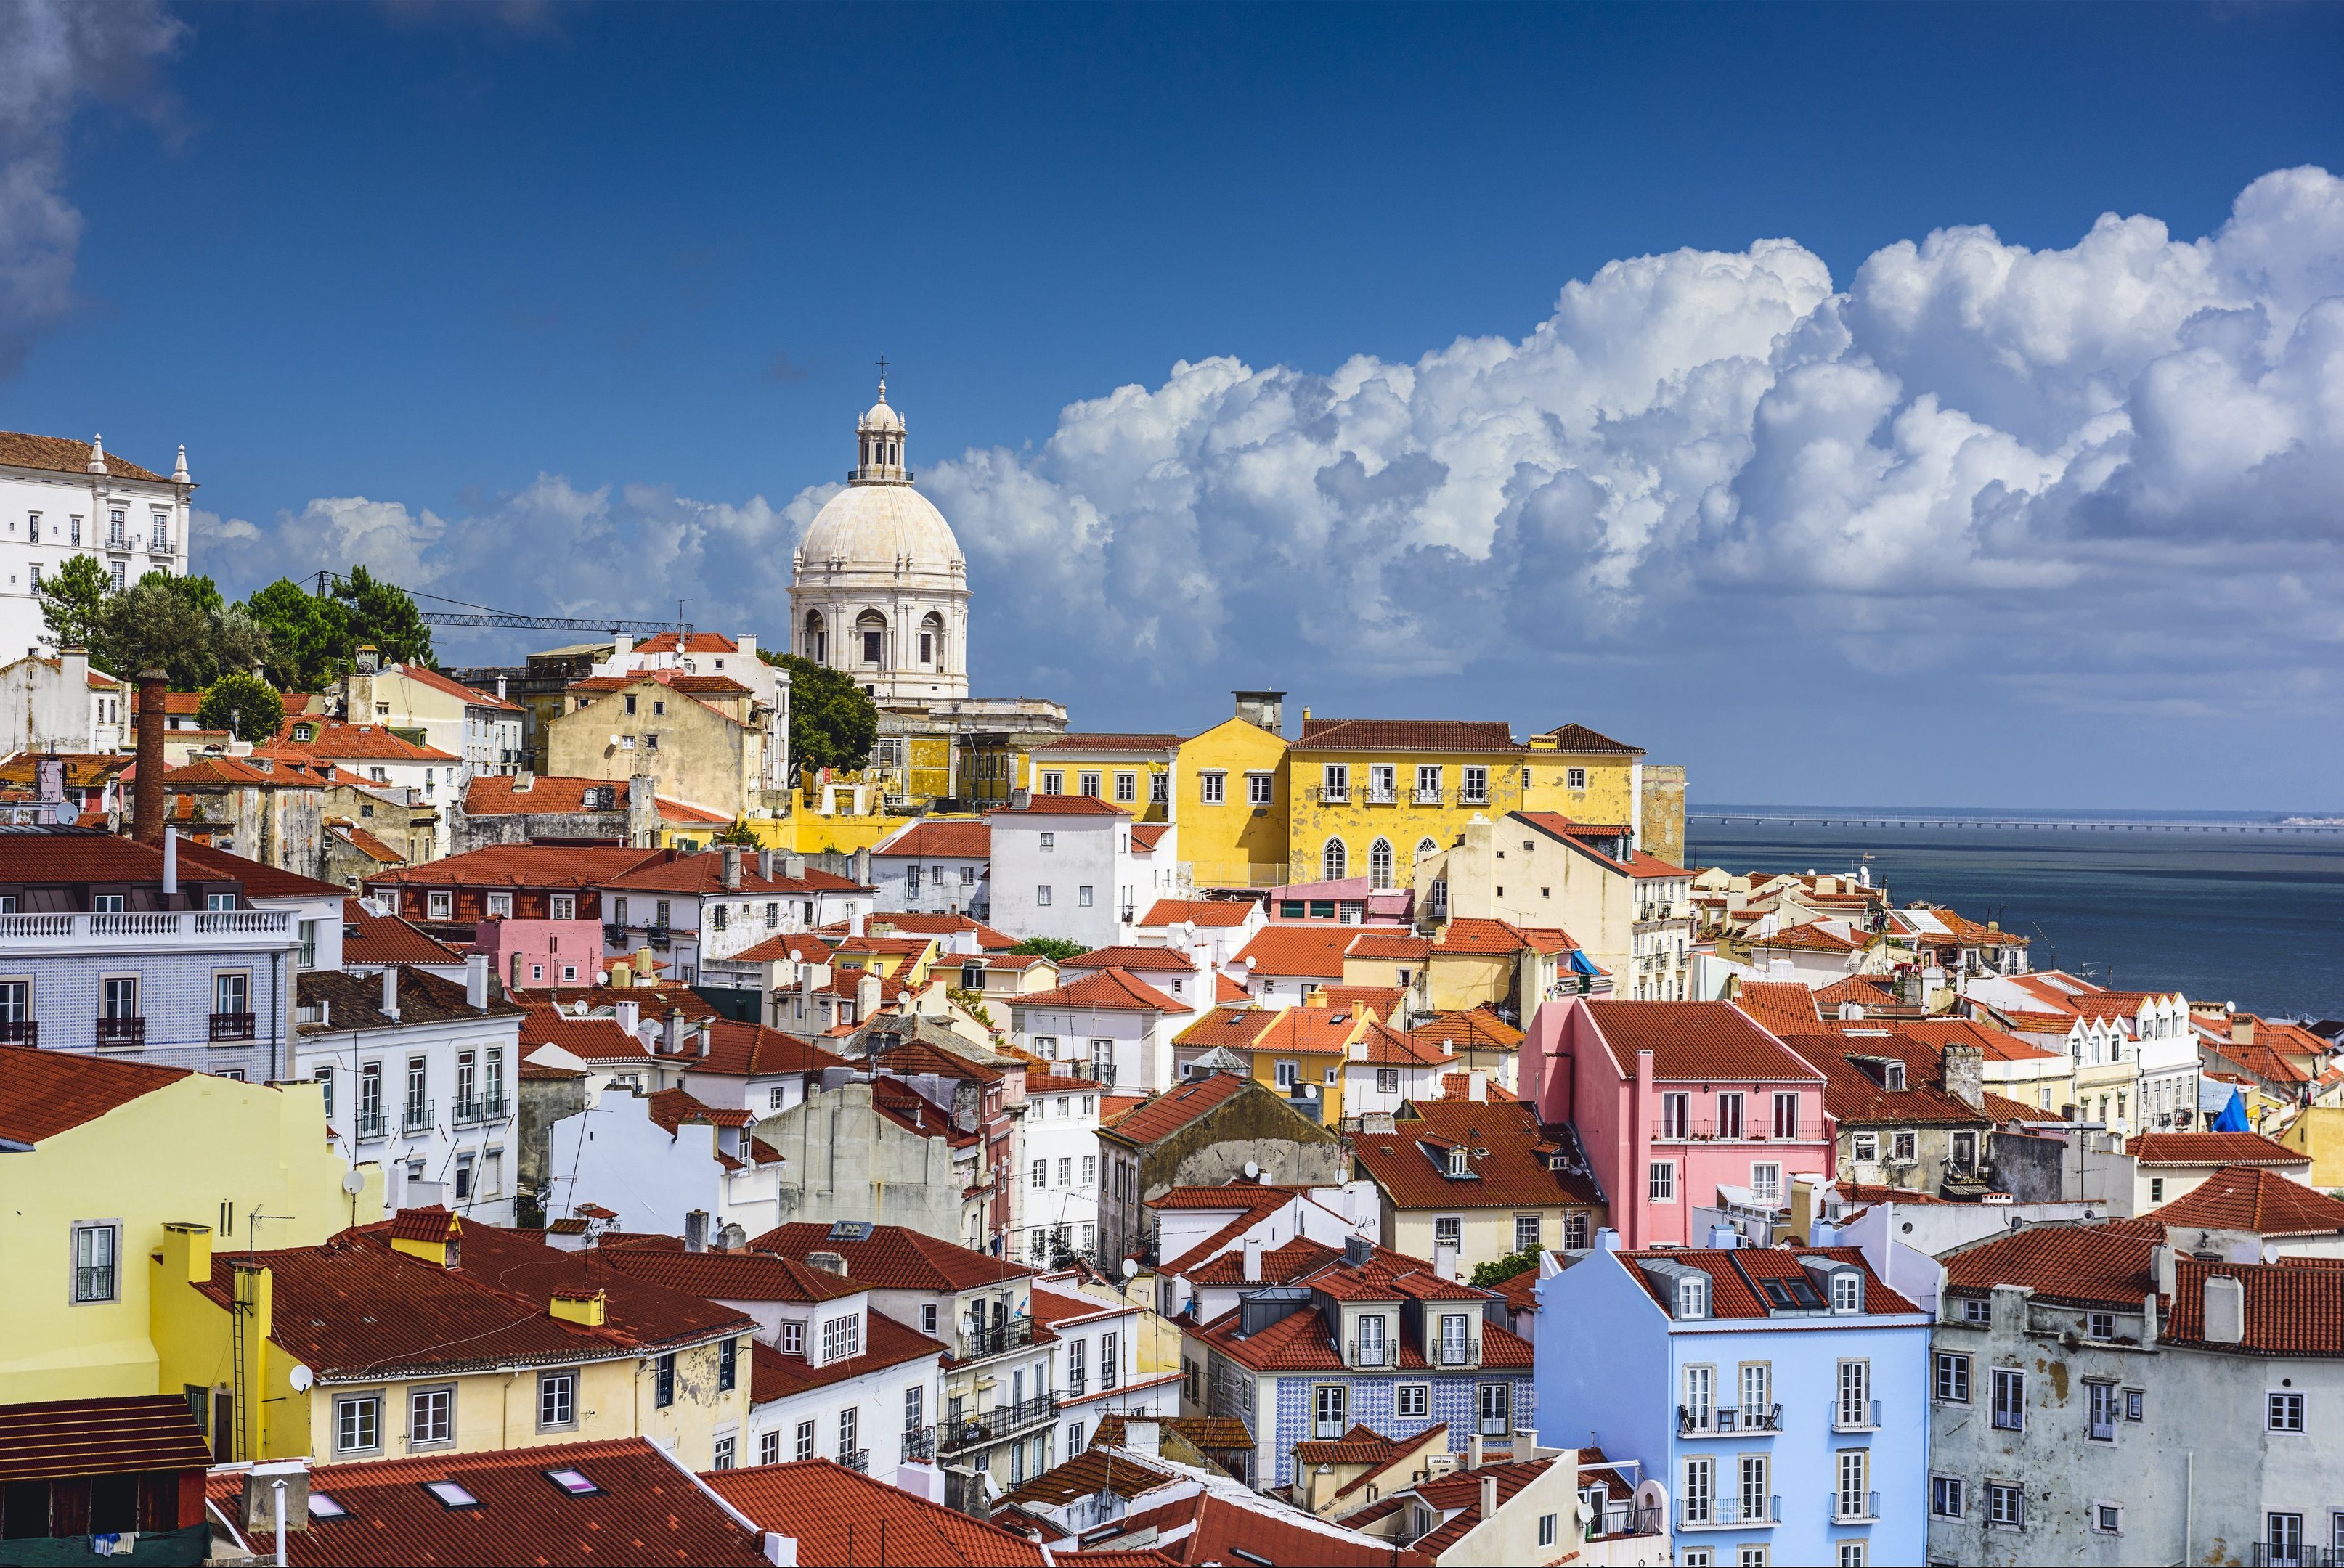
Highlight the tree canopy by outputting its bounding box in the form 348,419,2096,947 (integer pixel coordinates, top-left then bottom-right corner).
238,568,435,692
1468,1248,1542,1289
37,555,111,650
1007,936,1088,963
198,672,288,743
759,650,879,774
95,571,266,692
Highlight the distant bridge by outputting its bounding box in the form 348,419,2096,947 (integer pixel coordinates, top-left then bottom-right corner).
1689,812,2344,835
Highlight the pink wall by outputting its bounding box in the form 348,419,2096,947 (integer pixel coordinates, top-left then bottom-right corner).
470,918,609,990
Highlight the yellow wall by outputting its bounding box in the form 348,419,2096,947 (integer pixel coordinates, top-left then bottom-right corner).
1173,718,1290,889
1286,746,1530,893
548,679,762,820
2278,1108,2344,1189
1519,744,1640,828
0,1076,375,1406
1029,751,1176,823
1380,1204,1592,1278
1248,1049,1346,1127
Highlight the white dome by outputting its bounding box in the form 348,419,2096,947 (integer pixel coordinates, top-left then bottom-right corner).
861,397,904,433
798,481,961,571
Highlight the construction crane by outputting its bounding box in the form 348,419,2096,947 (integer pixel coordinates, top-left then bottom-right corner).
306,570,691,638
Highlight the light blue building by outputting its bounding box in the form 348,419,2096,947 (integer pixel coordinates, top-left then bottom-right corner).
1534,1236,1931,1568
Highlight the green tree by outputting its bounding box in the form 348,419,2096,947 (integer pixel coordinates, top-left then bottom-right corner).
198,671,287,743
243,577,351,691
1007,936,1088,963
97,573,272,692
37,554,112,650
759,650,879,773
716,816,760,846
335,565,434,669
1469,1248,1542,1289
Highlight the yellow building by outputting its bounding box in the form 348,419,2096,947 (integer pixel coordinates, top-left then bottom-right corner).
548,668,779,822
1351,1097,1604,1278
0,1049,376,1408
2277,1106,2344,1190
1027,733,1181,822
1521,723,1657,844
1173,697,1292,890
1285,715,1531,894
151,1212,752,1467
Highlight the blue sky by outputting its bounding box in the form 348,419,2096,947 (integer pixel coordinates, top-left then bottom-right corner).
6,1,2343,809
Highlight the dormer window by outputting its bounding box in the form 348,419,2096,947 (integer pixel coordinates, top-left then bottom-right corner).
1884,1062,1905,1090
1447,1147,1468,1178
1831,1273,1861,1313
1677,1278,1709,1319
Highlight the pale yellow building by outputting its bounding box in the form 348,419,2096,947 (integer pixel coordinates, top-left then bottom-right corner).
547,667,779,821
2276,1106,2344,1189
1030,732,1180,822
0,1048,376,1409
1173,698,1292,889
1350,1097,1603,1277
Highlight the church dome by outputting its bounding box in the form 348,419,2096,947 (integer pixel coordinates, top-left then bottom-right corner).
861,396,904,434
797,481,962,572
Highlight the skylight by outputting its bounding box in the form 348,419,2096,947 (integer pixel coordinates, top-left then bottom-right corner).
546,1469,600,1496
306,1494,346,1519
423,1481,479,1508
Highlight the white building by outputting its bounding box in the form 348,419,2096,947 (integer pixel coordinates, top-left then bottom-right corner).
1030,1274,1179,1461
582,631,791,797
1009,970,1189,1095
1016,1071,1120,1267
0,645,129,755
542,1082,792,1241
346,657,526,779
1133,896,1266,967
870,818,991,920
789,383,969,707
989,793,1149,949
0,432,195,658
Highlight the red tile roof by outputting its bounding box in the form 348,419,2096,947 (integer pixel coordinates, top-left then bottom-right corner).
1734,980,1823,1036
689,1020,849,1078
1409,1006,1523,1054
990,793,1130,817
370,843,664,890
1099,1071,1265,1147
1130,823,1171,852
2146,1166,2344,1236
326,821,407,865
0,432,169,482
2131,1132,2308,1168
0,1395,211,1483
1432,916,1576,956
1353,1099,1600,1208
1037,732,1184,751
257,721,460,764
1290,1422,1411,1466
1749,920,1866,952
632,631,739,654
521,1007,654,1061
0,1046,187,1144
1940,1219,2167,1310
646,1086,754,1131
393,662,524,711
840,912,1018,950
1620,1244,1921,1318
173,837,349,899
750,1223,1032,1291
749,1312,947,1401
2163,1257,2344,1355
1059,945,1202,974
341,897,464,967
1534,723,1643,754
462,775,632,815
1293,717,1521,754
205,1437,768,1566
876,820,991,857
1193,1292,1532,1373
1008,968,1187,1014
587,1246,866,1304
1395,1458,1558,1556
1139,899,1257,928
1584,1000,1824,1083
702,1460,1047,1565
603,854,857,897
1785,1032,1994,1127
1233,924,1354,977
1345,931,1431,960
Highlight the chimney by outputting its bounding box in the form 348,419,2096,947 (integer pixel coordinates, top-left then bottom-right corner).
465,952,489,1010
381,967,400,1021
241,1462,310,1537
495,675,508,701
758,849,776,881
1942,1042,1985,1111
852,846,871,890
664,1008,685,1055
685,1210,708,1252
805,1250,847,1277
1481,1471,1497,1522
1435,1241,1460,1281
162,824,178,896
616,999,640,1035
1124,1418,1160,1458
2231,1014,2255,1046
1468,1069,1488,1103
783,854,805,881
549,1289,607,1326
1232,690,1287,735
613,633,634,659
2153,1242,2177,1299
1243,1236,1263,1282
722,844,742,891
697,1020,714,1058
2203,1273,2245,1344
1467,1434,1484,1470
132,669,166,845
850,907,866,939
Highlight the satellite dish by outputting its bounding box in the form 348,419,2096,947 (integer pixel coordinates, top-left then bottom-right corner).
1120,1259,1139,1279
341,1170,366,1196
1243,1160,1260,1180
609,734,623,748
288,1364,314,1392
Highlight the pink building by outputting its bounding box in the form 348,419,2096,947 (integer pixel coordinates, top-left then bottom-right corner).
1521,997,1833,1247
468,918,611,992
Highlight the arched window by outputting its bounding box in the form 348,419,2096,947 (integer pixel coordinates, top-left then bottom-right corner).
856,610,888,666
1415,837,1438,862
919,611,945,667
804,610,826,666
1321,837,1347,881
1368,838,1393,889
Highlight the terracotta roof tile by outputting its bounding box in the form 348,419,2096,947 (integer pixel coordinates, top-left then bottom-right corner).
875,820,991,858
370,843,664,891
1008,968,1187,1013
1784,1032,1993,1127
462,775,632,815
1344,931,1432,960
1409,1006,1523,1053
0,1395,211,1483
1735,980,1824,1035
2131,1131,2308,1168
0,1045,187,1143
1353,1099,1598,1208
1233,924,1355,978
1583,1000,1825,1083
1037,732,1184,751
1293,717,1521,754
1059,945,1203,974
1940,1219,2167,1310
750,1223,1031,1291
1098,1071,1260,1146
0,431,168,482
2164,1257,2344,1355
1139,898,1256,928
341,897,464,966
2146,1166,2344,1235
989,793,1129,817
688,1020,849,1078
1533,723,1643,754
748,1313,946,1402
1620,1244,1921,1318
704,1460,1046,1565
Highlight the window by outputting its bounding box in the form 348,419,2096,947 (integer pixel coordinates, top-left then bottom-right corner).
1462,765,1487,804
1836,1546,1865,1568
1151,773,1168,805
905,1384,924,1434
428,890,452,920
1738,1453,1768,1522
838,1406,858,1458
1716,1092,1744,1139
1934,1352,1971,1404
1750,1162,1782,1205
1677,1278,1709,1318
1200,772,1226,804
863,629,883,663
795,1420,815,1461
1987,1482,2024,1528
1837,1360,1869,1426
1434,1216,1462,1250
1078,771,1101,797
1313,1383,1348,1438
72,1222,118,1303
1355,1313,1387,1365
100,975,138,1021
1960,1296,1990,1324
1081,1154,1096,1185
1661,1091,1690,1139
1438,1313,1470,1365
1322,764,1349,801
1368,838,1393,889
1566,1212,1590,1249
822,1314,861,1360
2125,1387,2144,1422
1566,766,1587,790
335,1394,381,1454
919,1304,938,1336
1771,1092,1799,1139
1078,885,1094,907
1040,770,1064,795
2088,1311,2115,1340
1514,1214,1542,1253
1932,1474,1965,1518
550,894,575,920
1739,1363,1770,1424
1476,1380,1510,1435
1831,1272,1860,1312
718,1337,738,1392
655,1353,676,1407
1539,1512,1557,1548
1682,1455,1714,1524
1992,1367,2025,1430
1114,772,1136,803
1682,1364,1713,1425
1376,1067,1400,1093
712,1434,736,1470
760,1431,780,1466
1892,1130,1916,1162
410,1387,453,1447
1836,1449,1868,1518
1852,1131,1878,1161
1322,837,1346,881
1057,1156,1073,1186
1396,1384,1429,1418
2150,1177,2165,1203
1037,884,1051,906
1649,1161,1675,1202
781,1320,804,1353
2269,1391,2306,1432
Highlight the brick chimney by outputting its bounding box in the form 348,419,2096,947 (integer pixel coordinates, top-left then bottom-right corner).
132,669,167,844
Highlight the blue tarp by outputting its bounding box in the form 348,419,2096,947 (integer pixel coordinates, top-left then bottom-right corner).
2211,1089,2250,1132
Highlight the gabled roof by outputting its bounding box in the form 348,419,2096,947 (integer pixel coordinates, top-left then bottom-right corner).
689,1020,850,1078
1353,1098,1599,1209
2163,1257,2344,1355
462,774,632,815
389,662,524,711
578,1247,869,1307
1232,924,1354,978
1618,1244,1921,1318
0,1043,187,1144
1582,1000,1825,1084
1783,1032,1993,1128
875,819,991,858
1130,823,1171,852
205,1437,770,1566
296,965,526,1034
750,1222,1032,1291
1008,969,1187,1014
748,1312,948,1402
521,1006,654,1061
2147,1166,2344,1237
704,1460,1047,1566
603,854,857,897
1293,717,1521,754
1533,722,1643,754
1343,931,1431,961
256,721,460,764
1940,1219,2167,1310
1139,898,1256,928
1192,1290,1532,1373
1409,1005,1523,1054
174,837,347,899
1099,1071,1275,1147
1749,920,1866,953
1388,1457,1557,1556
1734,980,1823,1036
840,912,1018,950
0,1395,211,1483
369,843,665,890
1058,945,1202,974
2131,1132,2308,1169
341,897,465,967
0,431,168,482
988,793,1130,817
1035,732,1184,751
632,630,739,654
645,1086,753,1132
1432,916,1577,956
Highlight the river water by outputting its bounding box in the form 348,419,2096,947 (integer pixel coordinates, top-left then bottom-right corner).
1687,809,2344,1021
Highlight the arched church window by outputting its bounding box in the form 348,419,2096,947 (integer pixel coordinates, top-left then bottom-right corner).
1369,838,1393,889
805,610,826,666
1322,837,1347,882
920,611,944,666
1415,837,1438,862
857,610,887,666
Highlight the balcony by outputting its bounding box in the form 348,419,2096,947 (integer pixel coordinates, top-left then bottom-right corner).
838,1447,870,1474
1363,786,1396,806
1346,1342,1391,1371
1830,1490,1882,1524
1677,1496,1781,1530
0,1018,36,1047
354,1109,391,1143
0,909,293,954
936,1395,1059,1454
1831,1398,1882,1432
94,1016,145,1048
1588,1500,1664,1541
900,1426,936,1463
2252,1548,2341,1567
209,1010,256,1042
452,1093,511,1128
402,1099,436,1135
956,1319,1038,1360
1412,787,1444,806
1065,1061,1118,1090
646,925,674,950
1677,1404,1783,1437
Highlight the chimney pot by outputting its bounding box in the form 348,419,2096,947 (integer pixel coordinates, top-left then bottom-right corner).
465,952,489,1010
382,966,400,1021
1242,1236,1263,1282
